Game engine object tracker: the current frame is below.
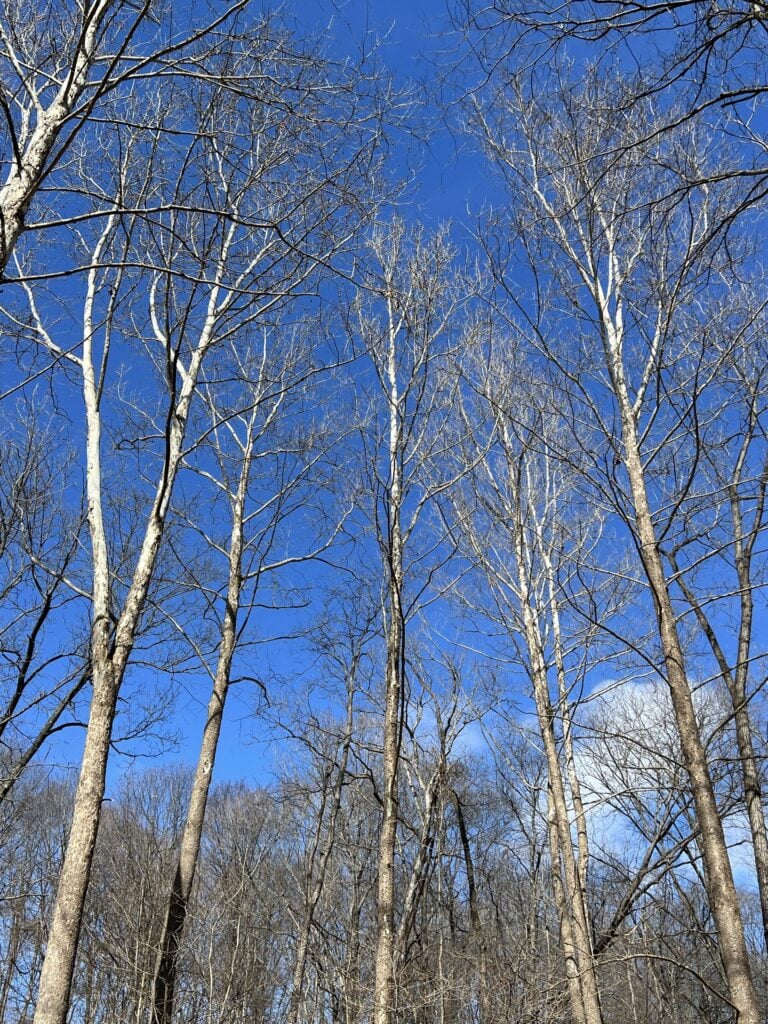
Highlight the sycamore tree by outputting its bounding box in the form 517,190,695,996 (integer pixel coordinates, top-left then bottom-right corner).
348,219,467,1024
0,0,255,275
450,334,605,1024
467,66,766,1022
0,11,386,1024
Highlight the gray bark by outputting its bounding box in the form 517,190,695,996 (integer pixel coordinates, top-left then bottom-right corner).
374,289,405,1024
150,436,252,1024
33,231,229,1024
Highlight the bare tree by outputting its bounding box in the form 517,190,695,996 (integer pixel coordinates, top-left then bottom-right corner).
0,0,253,274
455,0,768,213
469,68,762,1021
450,336,604,1024
151,324,357,1024
280,588,380,1024
0,17,386,1021
75,768,192,1024
350,219,466,1024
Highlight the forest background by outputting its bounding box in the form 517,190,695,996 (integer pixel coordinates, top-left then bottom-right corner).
1,2,768,1024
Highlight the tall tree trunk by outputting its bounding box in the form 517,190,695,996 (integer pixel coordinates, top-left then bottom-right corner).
374,292,405,1024
603,306,760,1024
33,236,227,1024
518,586,603,1024
540,539,591,899
151,441,251,1024
726,473,768,953
668,533,768,955
510,453,603,1024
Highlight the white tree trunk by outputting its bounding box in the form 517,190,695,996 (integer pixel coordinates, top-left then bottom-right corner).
374,292,405,1024
33,250,227,1024
602,306,760,1024
0,0,111,271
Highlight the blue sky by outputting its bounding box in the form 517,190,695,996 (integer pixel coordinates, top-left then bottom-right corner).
301,0,493,229
89,0,498,793
5,0,455,797
26,0,766,823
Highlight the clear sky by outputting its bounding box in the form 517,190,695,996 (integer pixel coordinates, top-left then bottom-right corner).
300,0,493,232
94,0,490,794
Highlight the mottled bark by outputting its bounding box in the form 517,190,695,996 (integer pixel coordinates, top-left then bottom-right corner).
374,291,405,1024
602,306,760,1024
151,436,251,1024
33,230,228,1024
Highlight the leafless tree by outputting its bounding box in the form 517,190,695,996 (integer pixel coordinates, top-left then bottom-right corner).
455,0,768,208
350,218,467,1024
0,0,256,275
450,335,604,1024
468,67,764,1021
150,321,356,1024
0,15,387,1022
